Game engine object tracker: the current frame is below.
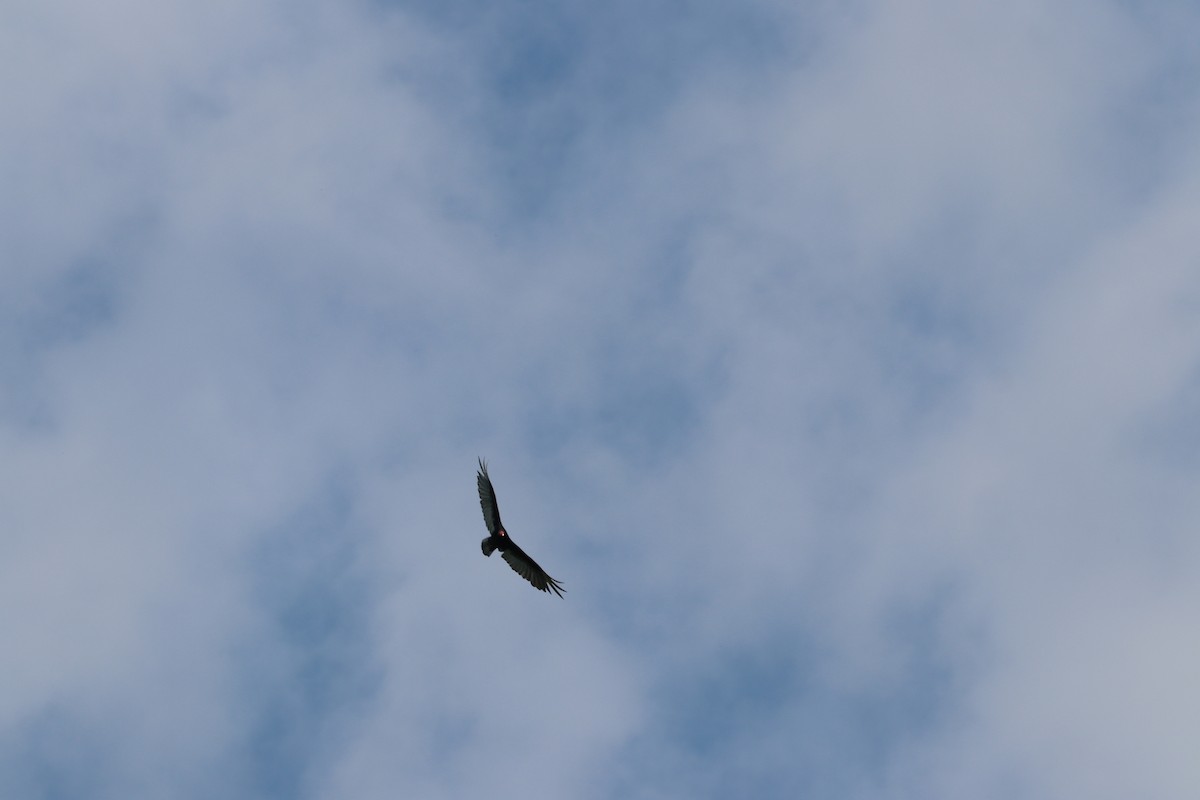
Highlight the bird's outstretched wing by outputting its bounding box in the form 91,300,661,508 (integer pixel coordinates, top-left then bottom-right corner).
501,541,566,597
477,458,503,536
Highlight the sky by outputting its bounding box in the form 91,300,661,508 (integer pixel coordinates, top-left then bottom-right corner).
3,1,1200,798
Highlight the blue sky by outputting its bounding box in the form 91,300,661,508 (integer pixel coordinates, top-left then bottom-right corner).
3,1,1200,798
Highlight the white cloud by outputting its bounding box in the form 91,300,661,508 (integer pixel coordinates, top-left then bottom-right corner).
2,1,1199,798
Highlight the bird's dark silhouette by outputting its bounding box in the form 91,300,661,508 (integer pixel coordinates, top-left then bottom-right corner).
477,458,565,597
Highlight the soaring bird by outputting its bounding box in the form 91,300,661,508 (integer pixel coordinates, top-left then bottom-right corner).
477,458,565,597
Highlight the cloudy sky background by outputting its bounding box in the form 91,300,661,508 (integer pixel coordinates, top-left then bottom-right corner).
3,1,1200,797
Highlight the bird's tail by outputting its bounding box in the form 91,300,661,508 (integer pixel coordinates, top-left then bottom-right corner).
481,538,497,557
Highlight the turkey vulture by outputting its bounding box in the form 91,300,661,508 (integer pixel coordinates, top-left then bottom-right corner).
477,458,565,597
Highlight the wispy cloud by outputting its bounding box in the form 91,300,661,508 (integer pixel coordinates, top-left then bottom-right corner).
2,1,1198,798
